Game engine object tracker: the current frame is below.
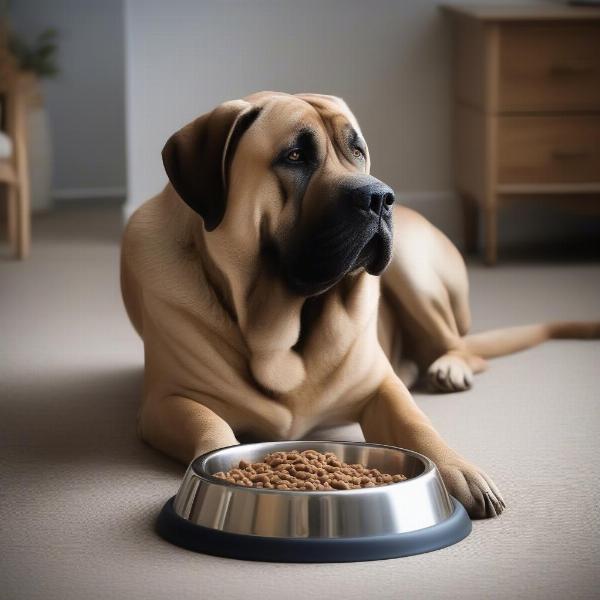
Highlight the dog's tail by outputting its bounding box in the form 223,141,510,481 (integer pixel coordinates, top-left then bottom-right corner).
463,321,600,360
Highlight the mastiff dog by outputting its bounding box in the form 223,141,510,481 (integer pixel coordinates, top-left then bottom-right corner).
121,91,599,518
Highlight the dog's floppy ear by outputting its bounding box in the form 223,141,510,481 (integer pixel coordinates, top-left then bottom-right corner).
162,100,261,231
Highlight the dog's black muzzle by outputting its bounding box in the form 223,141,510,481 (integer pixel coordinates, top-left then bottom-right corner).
284,176,395,297
350,180,395,218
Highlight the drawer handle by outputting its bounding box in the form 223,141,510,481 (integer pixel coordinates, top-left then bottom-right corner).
551,149,589,160
549,63,595,77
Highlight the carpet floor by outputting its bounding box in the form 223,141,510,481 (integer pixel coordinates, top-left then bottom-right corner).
1,204,599,600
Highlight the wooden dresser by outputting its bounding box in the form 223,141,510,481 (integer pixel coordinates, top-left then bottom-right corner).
442,4,600,264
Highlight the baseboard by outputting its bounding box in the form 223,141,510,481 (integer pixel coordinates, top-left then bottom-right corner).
52,186,127,202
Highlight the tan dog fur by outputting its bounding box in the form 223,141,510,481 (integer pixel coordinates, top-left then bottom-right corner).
121,91,599,519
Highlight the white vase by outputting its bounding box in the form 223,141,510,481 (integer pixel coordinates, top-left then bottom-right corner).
26,102,53,213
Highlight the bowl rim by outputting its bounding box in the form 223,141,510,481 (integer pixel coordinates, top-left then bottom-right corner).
191,440,436,496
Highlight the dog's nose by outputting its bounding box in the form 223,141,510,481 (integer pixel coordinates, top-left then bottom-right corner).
351,182,395,215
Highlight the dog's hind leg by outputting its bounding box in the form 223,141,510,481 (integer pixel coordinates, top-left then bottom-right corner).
380,205,484,392
138,395,239,465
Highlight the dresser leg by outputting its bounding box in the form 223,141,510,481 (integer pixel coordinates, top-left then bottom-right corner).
461,194,478,255
483,205,497,266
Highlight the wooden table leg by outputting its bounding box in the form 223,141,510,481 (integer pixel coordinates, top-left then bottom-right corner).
14,86,31,260
16,184,30,260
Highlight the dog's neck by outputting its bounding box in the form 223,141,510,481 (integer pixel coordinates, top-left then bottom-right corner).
192,220,374,396
192,226,238,323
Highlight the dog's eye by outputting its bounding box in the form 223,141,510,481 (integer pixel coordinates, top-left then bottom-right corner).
351,147,365,160
286,149,304,162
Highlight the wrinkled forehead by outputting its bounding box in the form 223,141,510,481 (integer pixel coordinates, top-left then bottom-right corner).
243,93,365,155
295,93,362,137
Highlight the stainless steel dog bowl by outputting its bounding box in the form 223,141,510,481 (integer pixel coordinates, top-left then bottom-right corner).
156,440,471,562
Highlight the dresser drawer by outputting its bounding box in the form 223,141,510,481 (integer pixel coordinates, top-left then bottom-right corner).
499,23,600,112
498,116,600,184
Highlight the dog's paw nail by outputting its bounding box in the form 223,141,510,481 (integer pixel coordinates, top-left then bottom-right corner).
427,355,474,393
438,461,504,519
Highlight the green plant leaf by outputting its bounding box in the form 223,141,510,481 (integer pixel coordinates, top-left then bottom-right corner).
8,28,60,78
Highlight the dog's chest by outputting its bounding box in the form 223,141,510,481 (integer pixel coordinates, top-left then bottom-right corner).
272,283,386,435
295,284,374,370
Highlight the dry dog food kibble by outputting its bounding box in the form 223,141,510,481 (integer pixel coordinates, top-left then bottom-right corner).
212,449,407,490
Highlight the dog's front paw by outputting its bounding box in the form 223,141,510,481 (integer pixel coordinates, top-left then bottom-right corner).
427,354,473,392
250,350,306,394
437,459,506,519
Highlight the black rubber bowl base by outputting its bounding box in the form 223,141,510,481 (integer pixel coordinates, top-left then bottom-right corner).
156,496,472,563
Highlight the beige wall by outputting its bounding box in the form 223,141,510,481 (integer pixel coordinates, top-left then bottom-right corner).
125,0,597,247
125,0,462,204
